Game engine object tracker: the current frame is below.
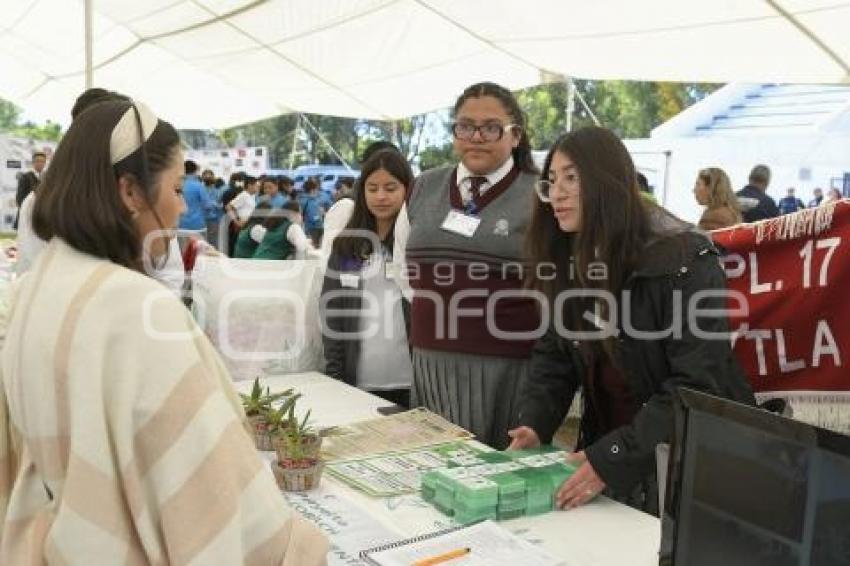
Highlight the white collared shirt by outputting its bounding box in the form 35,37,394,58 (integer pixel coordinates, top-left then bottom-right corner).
457,155,514,205
229,190,256,222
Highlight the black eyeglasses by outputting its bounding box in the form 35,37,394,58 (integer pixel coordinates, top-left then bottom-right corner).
451,122,519,142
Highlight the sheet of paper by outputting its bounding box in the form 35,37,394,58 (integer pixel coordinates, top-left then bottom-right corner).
282,487,400,566
321,408,473,462
326,442,485,497
362,520,566,566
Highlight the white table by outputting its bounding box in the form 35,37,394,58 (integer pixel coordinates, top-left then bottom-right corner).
236,372,661,565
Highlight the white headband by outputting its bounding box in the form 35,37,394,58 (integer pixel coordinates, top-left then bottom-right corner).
110,101,158,165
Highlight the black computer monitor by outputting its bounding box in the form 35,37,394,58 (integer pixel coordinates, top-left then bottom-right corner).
660,388,850,566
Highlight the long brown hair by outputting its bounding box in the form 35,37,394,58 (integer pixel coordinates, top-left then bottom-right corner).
32,100,180,271
453,82,538,174
699,167,741,219
526,127,660,366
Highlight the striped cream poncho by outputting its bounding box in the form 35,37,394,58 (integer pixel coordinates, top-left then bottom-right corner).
0,239,327,565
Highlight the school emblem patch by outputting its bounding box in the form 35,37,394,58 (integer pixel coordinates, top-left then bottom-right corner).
493,219,510,236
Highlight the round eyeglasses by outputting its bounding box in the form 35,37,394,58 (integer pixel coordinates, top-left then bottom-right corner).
534,180,554,202
451,122,519,142
534,177,580,203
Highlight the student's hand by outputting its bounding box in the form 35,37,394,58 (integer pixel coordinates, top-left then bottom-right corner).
506,426,541,450
555,451,606,510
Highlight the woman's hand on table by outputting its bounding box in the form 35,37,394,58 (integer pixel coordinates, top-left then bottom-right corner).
556,451,607,509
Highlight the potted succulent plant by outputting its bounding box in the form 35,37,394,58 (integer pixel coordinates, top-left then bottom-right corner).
239,377,293,451
271,402,324,491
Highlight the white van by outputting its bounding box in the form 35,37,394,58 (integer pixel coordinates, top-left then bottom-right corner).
292,165,359,192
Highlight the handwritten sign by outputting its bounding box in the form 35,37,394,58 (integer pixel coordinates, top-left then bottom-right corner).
282,488,399,565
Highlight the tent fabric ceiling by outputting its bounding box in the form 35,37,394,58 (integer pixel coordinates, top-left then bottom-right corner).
1,0,849,129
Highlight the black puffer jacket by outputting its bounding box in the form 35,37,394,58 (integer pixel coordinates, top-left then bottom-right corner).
320,251,411,386
516,230,756,499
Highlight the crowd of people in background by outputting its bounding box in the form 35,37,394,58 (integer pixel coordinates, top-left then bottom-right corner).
176,162,356,259
175,151,844,256
687,162,838,230
688,162,843,231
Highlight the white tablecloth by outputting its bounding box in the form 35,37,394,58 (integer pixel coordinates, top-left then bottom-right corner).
235,372,661,565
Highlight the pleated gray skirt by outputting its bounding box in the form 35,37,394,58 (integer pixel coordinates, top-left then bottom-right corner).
410,348,531,449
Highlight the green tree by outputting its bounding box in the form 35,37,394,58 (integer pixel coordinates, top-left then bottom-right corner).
0,99,20,130
517,80,720,145
221,112,437,170
418,142,454,171
516,84,568,149
366,115,430,163
10,121,62,142
221,114,301,168
0,98,62,141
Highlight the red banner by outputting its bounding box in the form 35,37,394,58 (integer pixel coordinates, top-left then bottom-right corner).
711,201,849,395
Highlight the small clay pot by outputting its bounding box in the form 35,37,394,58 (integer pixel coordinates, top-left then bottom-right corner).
272,459,324,491
273,432,323,462
247,414,275,451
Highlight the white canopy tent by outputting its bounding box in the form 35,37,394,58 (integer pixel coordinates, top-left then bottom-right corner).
1,0,849,129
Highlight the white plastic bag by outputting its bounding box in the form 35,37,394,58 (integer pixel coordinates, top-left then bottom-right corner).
191,256,324,381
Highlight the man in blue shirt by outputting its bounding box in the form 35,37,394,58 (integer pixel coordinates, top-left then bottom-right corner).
736,164,779,222
808,187,824,208
179,160,213,233
202,169,225,246
778,187,805,215
298,177,327,246
258,177,287,208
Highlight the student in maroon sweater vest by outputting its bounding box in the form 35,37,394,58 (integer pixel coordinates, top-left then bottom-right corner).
396,82,540,449
510,127,754,514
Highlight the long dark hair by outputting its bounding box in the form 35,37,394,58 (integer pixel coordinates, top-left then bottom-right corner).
526,127,660,366
32,100,180,272
70,87,130,120
332,149,413,260
453,82,538,174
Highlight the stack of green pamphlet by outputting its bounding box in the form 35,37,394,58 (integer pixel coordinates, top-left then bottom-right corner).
420,446,578,523
453,475,499,524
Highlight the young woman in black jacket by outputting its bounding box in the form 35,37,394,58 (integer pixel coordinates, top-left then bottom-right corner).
319,149,413,407
508,127,755,514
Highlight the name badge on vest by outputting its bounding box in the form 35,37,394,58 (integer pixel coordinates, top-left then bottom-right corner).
441,209,481,238
384,262,401,281
340,274,360,288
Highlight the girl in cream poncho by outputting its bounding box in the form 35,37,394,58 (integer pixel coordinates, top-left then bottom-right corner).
0,99,327,564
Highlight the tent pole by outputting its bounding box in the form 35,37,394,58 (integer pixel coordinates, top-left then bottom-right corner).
289,114,300,170
661,150,672,206
85,0,93,88
566,77,575,132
